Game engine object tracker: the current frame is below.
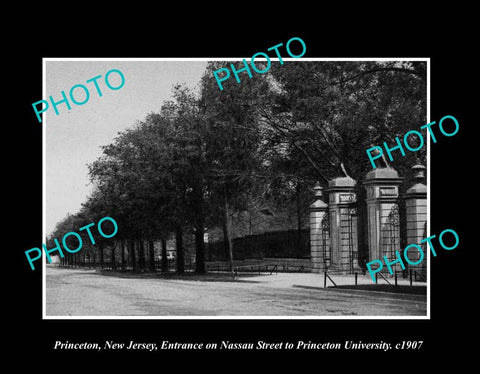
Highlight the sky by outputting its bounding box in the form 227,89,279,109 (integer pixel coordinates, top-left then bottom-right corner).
45,60,208,236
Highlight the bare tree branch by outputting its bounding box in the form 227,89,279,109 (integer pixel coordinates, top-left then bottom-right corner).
257,107,329,183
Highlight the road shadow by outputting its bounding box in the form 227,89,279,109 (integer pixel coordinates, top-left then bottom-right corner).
294,283,426,296
90,269,264,283
334,284,426,295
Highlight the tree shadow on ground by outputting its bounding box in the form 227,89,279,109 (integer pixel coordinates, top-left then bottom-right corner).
333,284,426,295
90,269,264,283
294,284,426,296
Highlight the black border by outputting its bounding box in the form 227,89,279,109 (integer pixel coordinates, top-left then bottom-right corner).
12,24,472,364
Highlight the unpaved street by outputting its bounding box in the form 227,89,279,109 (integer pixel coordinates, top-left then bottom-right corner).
46,267,426,317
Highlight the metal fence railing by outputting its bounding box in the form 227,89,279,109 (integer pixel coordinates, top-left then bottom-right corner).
323,268,427,288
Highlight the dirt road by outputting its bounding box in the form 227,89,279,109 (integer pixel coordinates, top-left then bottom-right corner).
45,267,427,317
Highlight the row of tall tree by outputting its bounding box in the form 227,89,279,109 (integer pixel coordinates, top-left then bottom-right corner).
48,60,426,273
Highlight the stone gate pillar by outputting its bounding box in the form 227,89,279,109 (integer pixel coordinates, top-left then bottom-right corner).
363,168,403,273
404,165,427,276
326,176,360,273
310,182,328,273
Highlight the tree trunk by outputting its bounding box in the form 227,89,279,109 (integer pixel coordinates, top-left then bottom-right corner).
121,240,125,270
224,186,234,278
161,238,168,272
111,242,116,270
99,243,104,269
190,180,206,274
138,240,145,271
222,222,230,262
148,240,156,272
194,226,206,274
129,240,136,271
175,226,185,273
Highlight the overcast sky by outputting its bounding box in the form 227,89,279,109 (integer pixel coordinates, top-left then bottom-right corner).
45,60,208,236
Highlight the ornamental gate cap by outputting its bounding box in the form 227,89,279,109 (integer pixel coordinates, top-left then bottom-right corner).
328,176,356,188
364,167,400,180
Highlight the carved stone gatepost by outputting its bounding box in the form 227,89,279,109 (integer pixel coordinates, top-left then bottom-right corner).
404,165,427,277
363,168,403,274
310,182,328,273
326,176,360,273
